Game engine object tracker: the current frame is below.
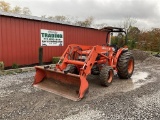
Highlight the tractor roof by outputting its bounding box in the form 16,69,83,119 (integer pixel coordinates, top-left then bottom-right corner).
99,27,126,33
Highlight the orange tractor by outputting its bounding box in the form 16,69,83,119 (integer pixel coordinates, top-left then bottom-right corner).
33,27,134,101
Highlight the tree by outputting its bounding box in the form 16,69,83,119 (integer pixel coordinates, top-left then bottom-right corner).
128,26,140,40
120,17,137,44
0,1,32,15
22,7,31,15
47,15,71,24
122,17,137,34
75,16,94,27
84,16,94,27
117,17,137,49
54,15,66,22
127,26,140,49
12,6,21,14
137,28,160,52
93,23,108,29
47,16,54,19
111,36,118,45
44,15,94,27
41,15,46,18
150,28,160,51
111,33,125,47
0,1,11,12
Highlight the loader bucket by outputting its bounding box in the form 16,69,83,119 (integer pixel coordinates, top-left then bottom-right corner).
33,66,88,101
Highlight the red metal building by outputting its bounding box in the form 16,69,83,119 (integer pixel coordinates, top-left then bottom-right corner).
0,12,106,67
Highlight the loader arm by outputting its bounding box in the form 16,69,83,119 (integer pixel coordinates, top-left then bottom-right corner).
33,44,100,101
56,45,99,99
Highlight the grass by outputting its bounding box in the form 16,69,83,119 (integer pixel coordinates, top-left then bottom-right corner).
146,51,159,55
52,57,60,64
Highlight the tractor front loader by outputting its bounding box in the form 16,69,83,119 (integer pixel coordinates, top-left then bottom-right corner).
33,27,134,101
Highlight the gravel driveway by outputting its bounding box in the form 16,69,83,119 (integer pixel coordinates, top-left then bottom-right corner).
0,53,160,120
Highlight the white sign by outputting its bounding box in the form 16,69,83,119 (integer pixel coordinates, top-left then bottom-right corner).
41,29,64,46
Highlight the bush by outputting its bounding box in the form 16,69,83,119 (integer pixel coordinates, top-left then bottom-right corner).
0,61,4,70
52,57,60,64
12,63,19,69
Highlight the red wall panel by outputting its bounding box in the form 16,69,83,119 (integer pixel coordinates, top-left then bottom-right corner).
0,17,1,60
0,16,106,67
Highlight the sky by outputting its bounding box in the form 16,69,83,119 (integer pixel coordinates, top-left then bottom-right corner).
3,0,160,30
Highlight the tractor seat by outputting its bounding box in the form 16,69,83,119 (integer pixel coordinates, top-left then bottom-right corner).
110,44,119,52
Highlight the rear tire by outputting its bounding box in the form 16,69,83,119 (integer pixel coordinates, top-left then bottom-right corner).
117,51,134,79
100,66,114,87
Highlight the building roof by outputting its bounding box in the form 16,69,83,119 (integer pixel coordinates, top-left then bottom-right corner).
0,11,96,29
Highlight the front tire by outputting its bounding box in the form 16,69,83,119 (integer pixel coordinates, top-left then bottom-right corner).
100,66,114,87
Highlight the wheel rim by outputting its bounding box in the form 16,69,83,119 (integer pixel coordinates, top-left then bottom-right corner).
128,59,134,74
107,70,113,83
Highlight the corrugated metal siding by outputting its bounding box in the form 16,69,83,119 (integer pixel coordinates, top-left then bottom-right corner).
0,16,106,67
0,16,1,60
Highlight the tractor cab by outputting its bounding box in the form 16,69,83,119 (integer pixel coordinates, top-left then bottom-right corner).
100,27,126,52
